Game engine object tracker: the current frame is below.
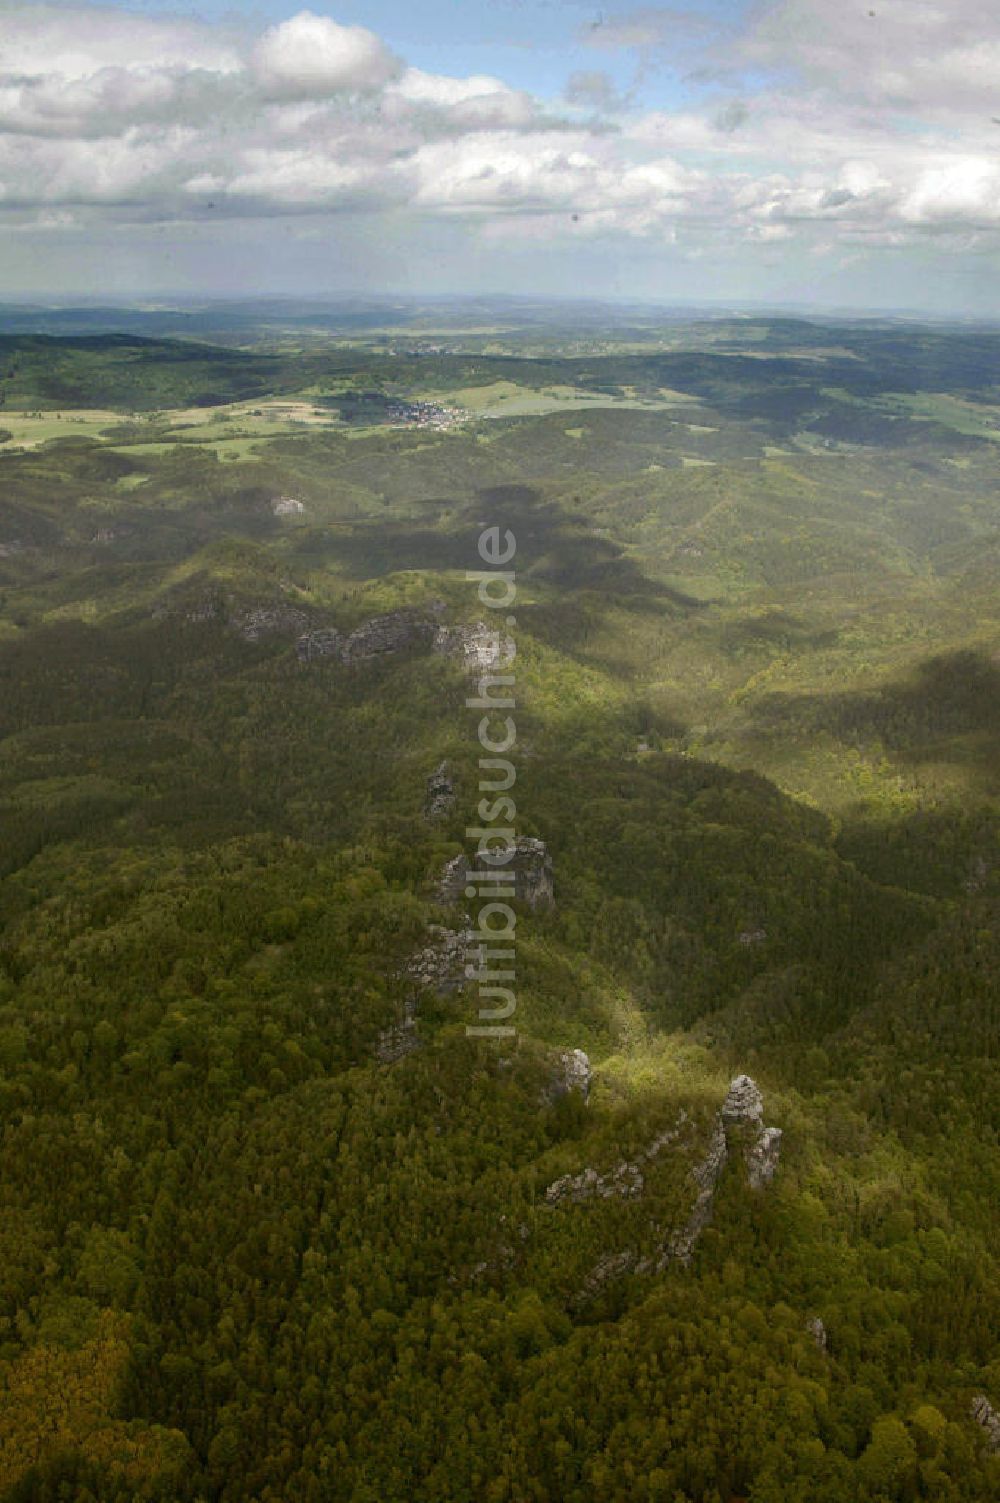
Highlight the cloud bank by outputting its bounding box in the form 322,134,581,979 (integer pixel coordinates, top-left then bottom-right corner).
1,2,999,294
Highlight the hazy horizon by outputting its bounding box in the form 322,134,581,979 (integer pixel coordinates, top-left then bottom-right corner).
1,293,998,329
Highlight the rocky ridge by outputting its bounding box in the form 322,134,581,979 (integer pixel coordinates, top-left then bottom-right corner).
297,611,438,666
663,1074,782,1264
236,606,310,642
380,806,554,1066
435,837,554,910
405,925,481,995
297,610,506,672
376,926,482,1066
560,1075,782,1302
151,589,311,642
545,1109,687,1207
432,620,509,673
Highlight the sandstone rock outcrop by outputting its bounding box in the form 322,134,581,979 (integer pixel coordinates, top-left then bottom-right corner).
746,1125,783,1189
170,593,223,625
296,610,509,672
434,854,468,906
296,626,343,663
575,1249,637,1307
512,837,554,908
806,1316,828,1353
376,998,420,1064
662,1118,728,1266
433,620,510,674
425,761,456,820
661,1075,782,1266
435,837,554,910
971,1395,1000,1452
546,1109,688,1217
405,926,480,995
721,1073,764,1126
376,927,482,1065
546,1161,644,1207
722,1073,782,1189
344,612,437,663
297,610,437,666
563,1079,781,1301
152,589,311,640
540,1048,592,1109
237,606,310,642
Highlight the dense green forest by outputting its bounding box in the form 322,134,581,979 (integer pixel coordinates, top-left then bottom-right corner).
0,311,998,1501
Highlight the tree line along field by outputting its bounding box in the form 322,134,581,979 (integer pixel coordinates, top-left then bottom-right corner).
0,314,998,1501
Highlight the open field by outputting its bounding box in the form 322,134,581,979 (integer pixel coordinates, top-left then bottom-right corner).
420,379,702,419
0,408,128,447
879,391,1000,440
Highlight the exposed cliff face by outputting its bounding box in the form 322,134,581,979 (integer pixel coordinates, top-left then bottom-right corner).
150,590,224,626
513,838,555,908
296,627,343,663
576,1250,638,1306
433,620,509,674
747,1126,783,1189
236,606,310,642
541,1048,592,1108
405,926,479,995
435,837,554,910
152,589,311,641
343,612,437,664
296,611,507,672
723,1073,782,1189
435,854,468,905
297,611,437,666
546,1162,645,1206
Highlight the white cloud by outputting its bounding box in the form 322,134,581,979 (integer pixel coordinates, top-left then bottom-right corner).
0,0,997,280
900,158,1000,227
393,68,510,110
741,0,1000,117
0,2,241,78
388,68,539,131
253,11,400,98
409,132,701,241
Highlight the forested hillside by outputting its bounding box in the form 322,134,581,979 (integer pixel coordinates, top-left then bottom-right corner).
0,314,998,1501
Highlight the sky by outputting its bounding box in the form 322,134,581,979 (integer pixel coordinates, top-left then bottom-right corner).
1,0,1000,312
